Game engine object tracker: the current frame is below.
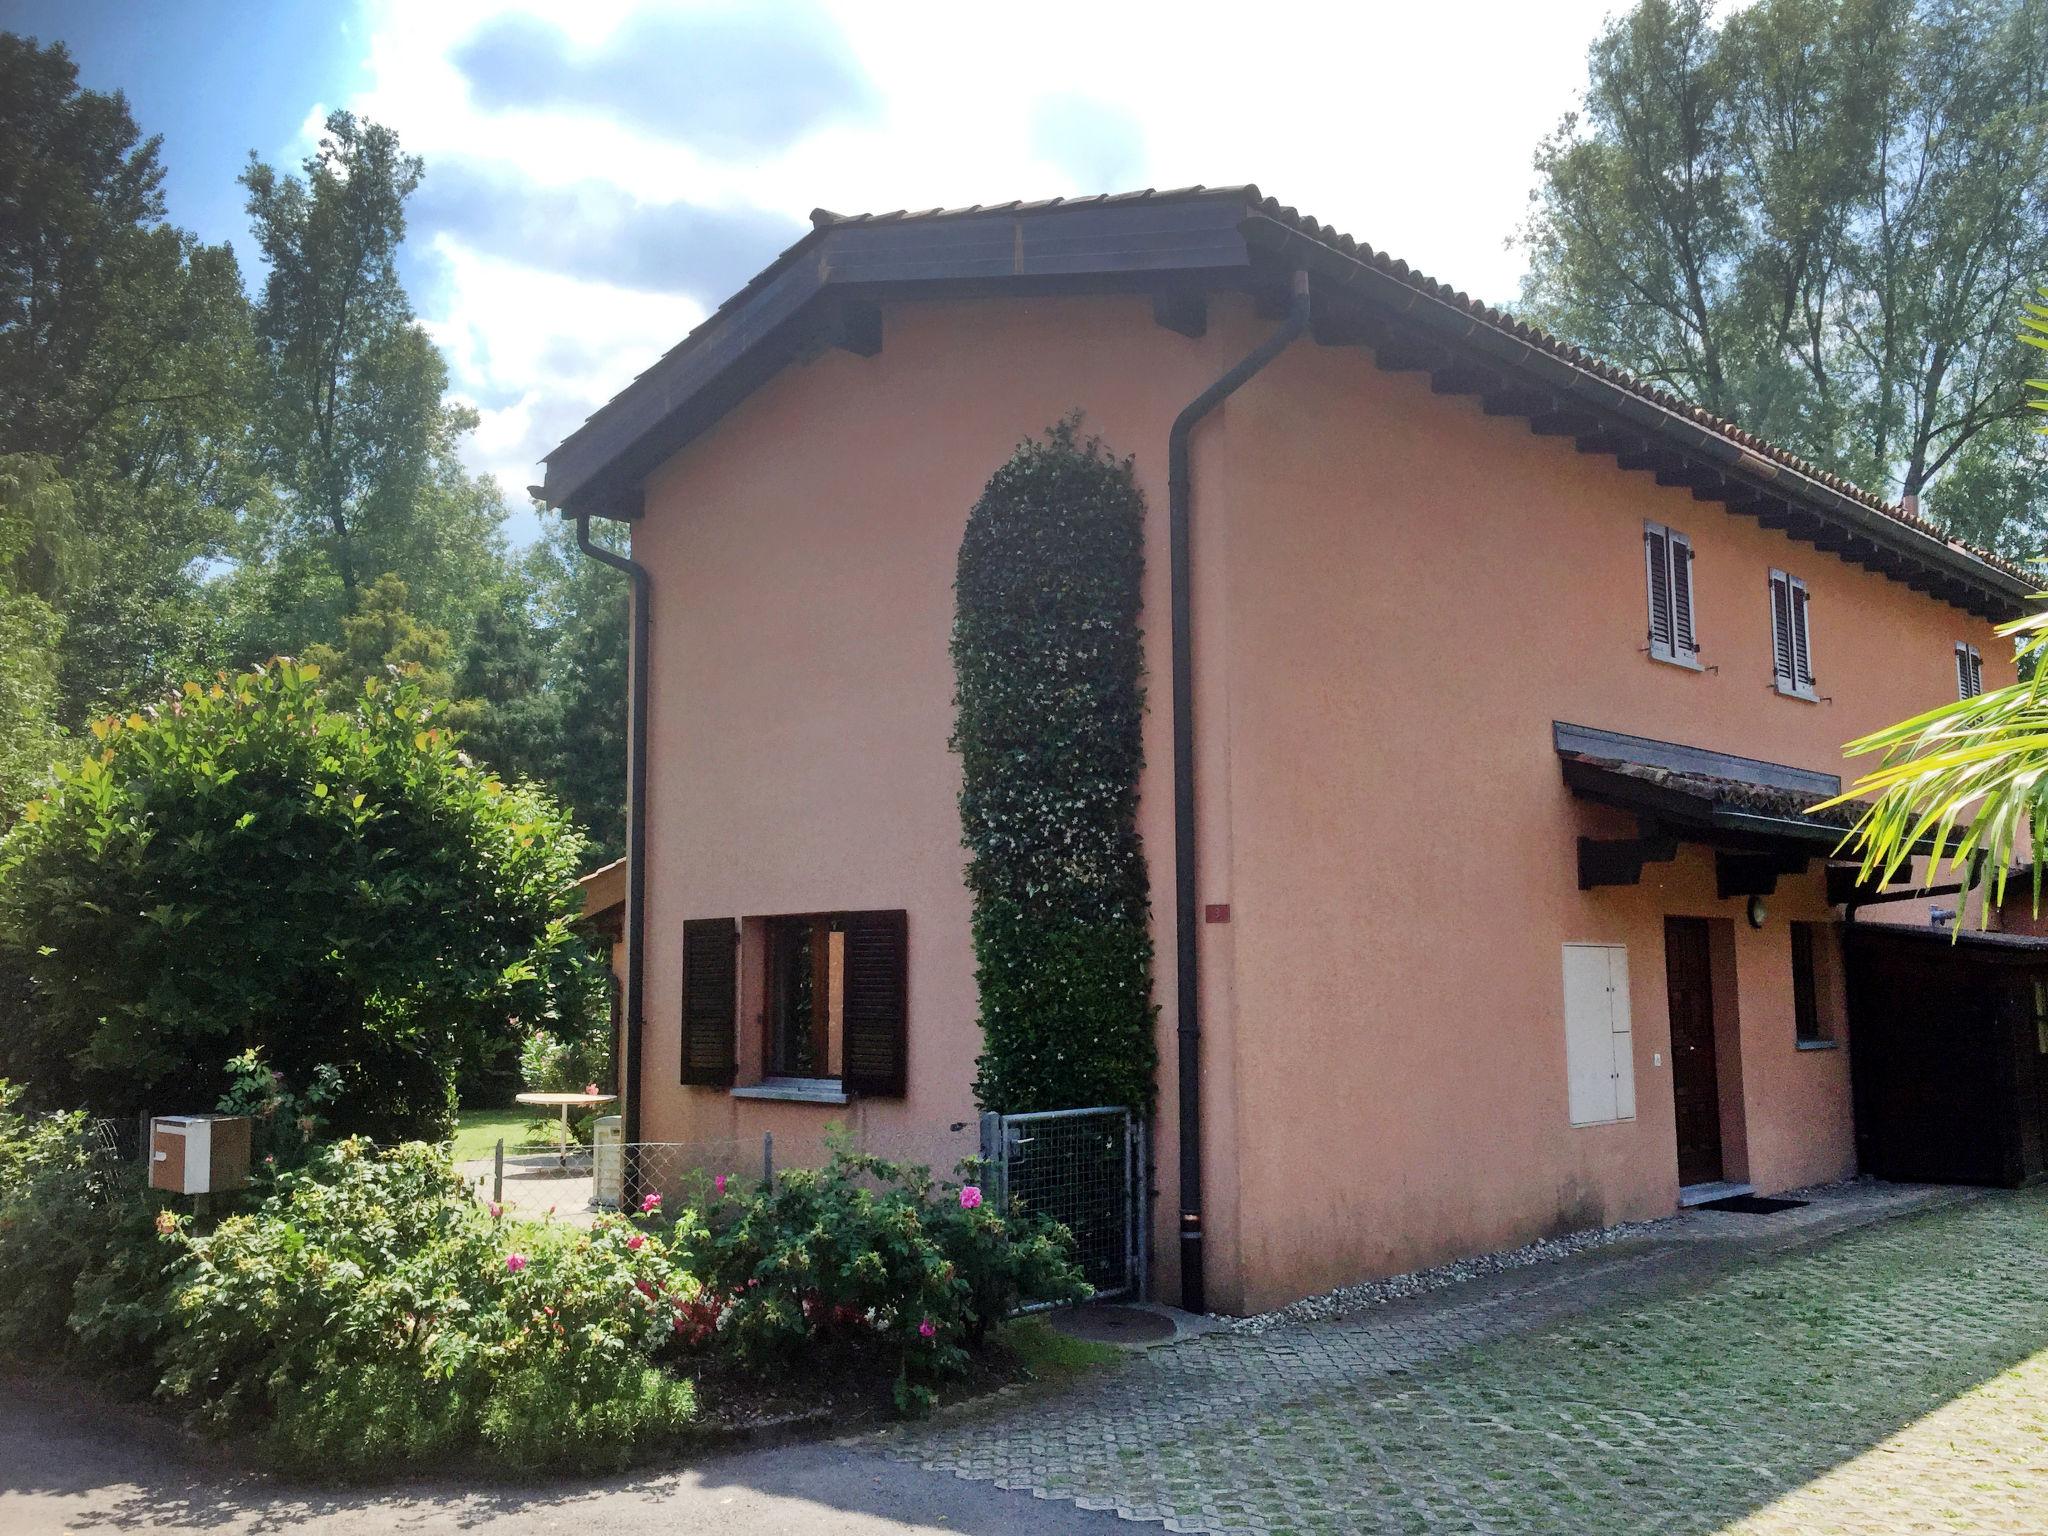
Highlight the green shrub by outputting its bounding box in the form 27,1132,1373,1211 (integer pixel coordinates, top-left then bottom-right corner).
677,1141,1087,1415
161,1138,697,1473
951,419,1157,1113
215,1049,341,1171
0,1079,177,1365
519,1025,612,1095
0,660,596,1141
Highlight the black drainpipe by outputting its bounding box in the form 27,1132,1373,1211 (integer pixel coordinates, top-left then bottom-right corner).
574,512,650,1183
1166,269,1310,1315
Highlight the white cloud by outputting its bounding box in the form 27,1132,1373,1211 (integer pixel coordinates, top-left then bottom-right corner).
345,0,1616,539
420,233,703,533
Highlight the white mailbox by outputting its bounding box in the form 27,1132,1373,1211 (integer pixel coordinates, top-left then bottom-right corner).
149,1115,252,1195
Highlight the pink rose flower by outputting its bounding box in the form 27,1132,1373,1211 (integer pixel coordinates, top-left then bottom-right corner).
959,1185,982,1210
504,1253,528,1274
919,1318,937,1339
583,1083,599,1096
487,1200,502,1220
714,1174,727,1196
626,1233,645,1251
640,1191,662,1213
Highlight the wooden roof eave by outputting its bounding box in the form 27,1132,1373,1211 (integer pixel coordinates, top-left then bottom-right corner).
1240,216,2032,622
540,197,1263,515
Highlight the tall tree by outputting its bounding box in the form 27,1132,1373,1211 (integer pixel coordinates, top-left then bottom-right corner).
0,34,256,735
1520,0,2048,549
240,111,501,636
522,520,628,861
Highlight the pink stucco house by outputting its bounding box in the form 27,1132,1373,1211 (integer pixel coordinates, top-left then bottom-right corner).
539,187,2031,1315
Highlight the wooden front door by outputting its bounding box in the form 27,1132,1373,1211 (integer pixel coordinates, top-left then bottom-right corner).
1665,916,1724,1186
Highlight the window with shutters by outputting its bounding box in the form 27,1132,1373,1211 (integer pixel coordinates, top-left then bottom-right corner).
700,909,908,1099
1768,569,1817,700
1643,521,1701,668
1562,943,1636,1127
1955,642,1984,700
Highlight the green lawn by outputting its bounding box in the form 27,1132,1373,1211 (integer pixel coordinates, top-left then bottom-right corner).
449,1106,557,1162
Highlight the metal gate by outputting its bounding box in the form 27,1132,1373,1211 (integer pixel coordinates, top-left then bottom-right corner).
981,1106,1146,1302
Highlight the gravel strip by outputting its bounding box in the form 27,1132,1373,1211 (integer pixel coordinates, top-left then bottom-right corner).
1224,1176,1872,1334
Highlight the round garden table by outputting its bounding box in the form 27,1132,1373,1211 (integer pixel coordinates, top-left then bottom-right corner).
514,1091,617,1166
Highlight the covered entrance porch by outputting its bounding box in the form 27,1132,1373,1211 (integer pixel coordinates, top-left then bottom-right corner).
1556,722,1873,1205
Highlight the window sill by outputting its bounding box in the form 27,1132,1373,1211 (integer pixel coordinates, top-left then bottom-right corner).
1795,1039,1840,1052
1773,682,1820,703
731,1078,849,1105
1649,648,1703,672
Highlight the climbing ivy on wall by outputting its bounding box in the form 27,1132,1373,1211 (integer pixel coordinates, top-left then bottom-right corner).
952,417,1158,1113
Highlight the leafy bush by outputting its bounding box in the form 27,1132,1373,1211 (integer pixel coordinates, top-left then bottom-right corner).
0,659,598,1141
0,1079,178,1373
519,1025,612,1096
161,1139,695,1473
952,419,1157,1112
676,1142,1087,1415
216,1049,341,1170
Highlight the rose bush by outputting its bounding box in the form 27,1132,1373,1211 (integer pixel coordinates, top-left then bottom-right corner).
161,1139,697,1473
668,1141,1087,1415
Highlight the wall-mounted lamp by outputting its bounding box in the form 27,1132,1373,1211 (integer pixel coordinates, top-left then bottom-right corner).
1746,895,1769,929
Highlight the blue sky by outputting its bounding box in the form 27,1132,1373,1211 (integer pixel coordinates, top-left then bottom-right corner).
5,1,1620,543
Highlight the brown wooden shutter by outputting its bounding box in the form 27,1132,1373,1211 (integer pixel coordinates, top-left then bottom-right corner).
680,918,738,1087
839,909,907,1097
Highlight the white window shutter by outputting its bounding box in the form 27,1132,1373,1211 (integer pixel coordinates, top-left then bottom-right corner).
1669,531,1698,659
1769,571,1796,689
1644,524,1673,659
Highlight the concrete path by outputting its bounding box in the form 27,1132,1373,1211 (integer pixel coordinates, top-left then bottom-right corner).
878,1181,2048,1534
0,1387,1117,1535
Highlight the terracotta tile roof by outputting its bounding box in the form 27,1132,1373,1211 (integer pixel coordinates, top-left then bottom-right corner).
1572,755,1861,831
546,184,2028,592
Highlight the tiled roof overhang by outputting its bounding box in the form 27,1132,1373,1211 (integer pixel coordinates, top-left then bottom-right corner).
1555,722,1853,851
541,186,2031,621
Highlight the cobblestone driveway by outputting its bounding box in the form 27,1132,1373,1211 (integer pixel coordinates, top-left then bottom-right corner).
883,1188,2048,1534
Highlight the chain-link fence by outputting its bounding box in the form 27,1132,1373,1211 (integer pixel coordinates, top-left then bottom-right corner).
610,1120,983,1208
981,1106,1145,1301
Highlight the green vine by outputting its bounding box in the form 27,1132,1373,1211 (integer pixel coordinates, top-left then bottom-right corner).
951,418,1157,1113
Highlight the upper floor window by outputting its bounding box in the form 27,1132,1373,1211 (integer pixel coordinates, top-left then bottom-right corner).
1644,521,1699,668
1955,643,1984,700
1768,569,1816,700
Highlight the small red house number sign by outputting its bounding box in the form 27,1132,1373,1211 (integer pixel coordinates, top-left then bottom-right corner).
1204,904,1231,924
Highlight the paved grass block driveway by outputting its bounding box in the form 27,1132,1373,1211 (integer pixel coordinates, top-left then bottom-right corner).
884,1189,2048,1534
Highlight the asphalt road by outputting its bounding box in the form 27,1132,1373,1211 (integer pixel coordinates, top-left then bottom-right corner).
0,1380,1117,1535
